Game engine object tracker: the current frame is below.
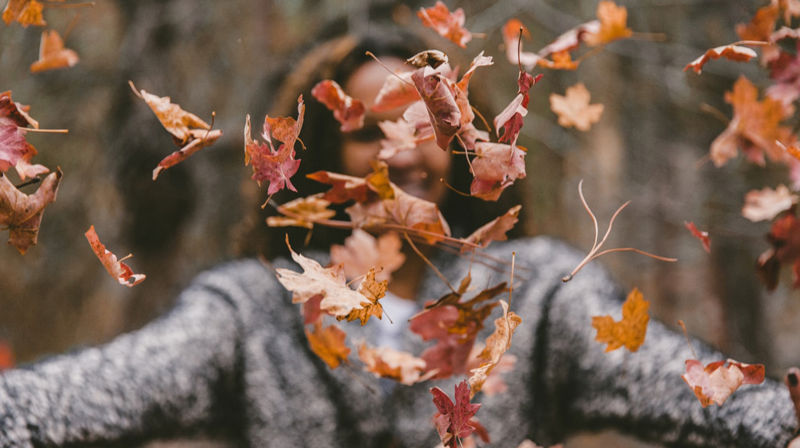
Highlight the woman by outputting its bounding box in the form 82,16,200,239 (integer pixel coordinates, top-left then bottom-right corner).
0,28,797,448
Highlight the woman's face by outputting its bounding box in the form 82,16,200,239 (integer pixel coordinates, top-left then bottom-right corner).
342,58,451,204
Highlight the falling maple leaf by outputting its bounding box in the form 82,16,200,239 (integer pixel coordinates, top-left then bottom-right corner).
549,83,604,131
410,279,507,379
684,221,711,253
85,225,146,287
311,80,366,132
684,44,758,74
710,76,793,167
0,118,35,175
742,185,798,222
329,229,405,282
30,29,79,73
756,211,800,290
430,380,488,448
2,0,47,27
682,358,765,407
467,300,522,396
266,194,336,229
584,1,633,46
0,168,61,254
736,3,779,43
275,239,385,325
417,1,472,48
462,205,521,251
411,65,461,150
129,81,222,179
469,142,527,201
372,71,420,112
243,96,304,195
495,70,542,148
306,171,369,204
306,321,350,369
591,287,649,352
0,91,47,179
358,343,433,385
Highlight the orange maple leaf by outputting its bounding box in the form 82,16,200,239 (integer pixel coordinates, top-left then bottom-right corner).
585,1,633,46
306,322,350,369
591,287,649,352
129,81,222,179
417,1,472,48
30,29,79,73
358,343,432,385
710,76,793,167
549,83,604,131
736,4,779,42
266,195,335,229
346,267,387,325
85,225,146,287
684,44,758,74
462,205,521,251
2,0,47,27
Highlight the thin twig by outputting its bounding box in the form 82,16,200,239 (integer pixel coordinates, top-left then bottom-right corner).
365,51,414,87
677,320,698,359
14,177,41,189
403,232,456,293
563,180,676,282
439,177,472,197
18,127,68,134
471,105,492,134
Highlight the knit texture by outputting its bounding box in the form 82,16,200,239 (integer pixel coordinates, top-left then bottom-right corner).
0,237,796,447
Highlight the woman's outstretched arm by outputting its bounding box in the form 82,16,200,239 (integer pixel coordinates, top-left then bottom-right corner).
0,272,248,447
530,239,798,447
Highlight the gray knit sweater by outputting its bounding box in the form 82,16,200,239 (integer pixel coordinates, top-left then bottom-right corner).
0,237,796,447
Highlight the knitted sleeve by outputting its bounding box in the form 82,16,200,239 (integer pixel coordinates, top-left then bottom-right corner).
528,238,798,447
0,277,245,447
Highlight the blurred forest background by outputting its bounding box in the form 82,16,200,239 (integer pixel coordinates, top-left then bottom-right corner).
0,0,796,446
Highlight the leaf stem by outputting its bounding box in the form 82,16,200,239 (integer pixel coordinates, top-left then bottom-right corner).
403,232,456,294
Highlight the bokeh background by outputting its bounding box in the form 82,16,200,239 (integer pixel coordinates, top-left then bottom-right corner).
0,0,795,446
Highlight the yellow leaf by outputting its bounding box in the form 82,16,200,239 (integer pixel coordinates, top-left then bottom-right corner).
305,322,350,369
592,287,649,352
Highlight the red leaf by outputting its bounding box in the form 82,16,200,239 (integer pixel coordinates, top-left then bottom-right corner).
244,96,304,195
462,205,521,251
311,80,366,132
430,380,483,448
372,71,420,112
411,66,461,150
0,168,61,254
85,225,146,287
684,221,711,253
418,1,472,48
469,142,526,201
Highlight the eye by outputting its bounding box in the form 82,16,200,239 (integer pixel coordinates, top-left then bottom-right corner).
344,124,383,142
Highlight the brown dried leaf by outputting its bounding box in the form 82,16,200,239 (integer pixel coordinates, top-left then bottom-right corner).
0,168,61,254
